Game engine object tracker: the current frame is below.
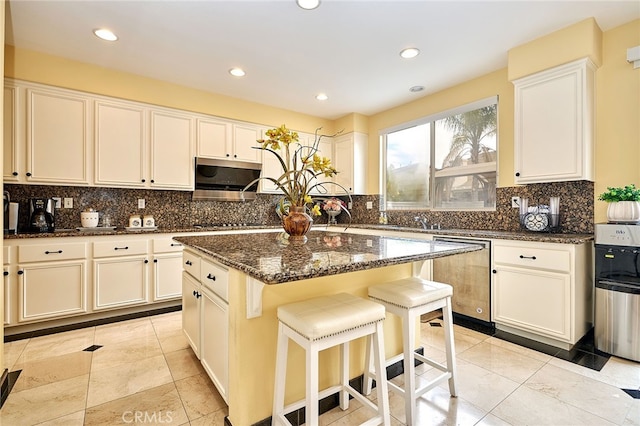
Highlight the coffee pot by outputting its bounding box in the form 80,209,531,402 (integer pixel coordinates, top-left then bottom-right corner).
29,198,55,233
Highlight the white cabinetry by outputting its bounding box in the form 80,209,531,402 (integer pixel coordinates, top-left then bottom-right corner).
513,58,595,183
3,246,13,325
150,110,194,189
181,248,229,402
492,239,592,349
17,242,88,322
152,237,184,301
333,132,367,195
197,118,261,163
93,239,149,310
26,87,90,185
3,84,19,182
94,100,147,187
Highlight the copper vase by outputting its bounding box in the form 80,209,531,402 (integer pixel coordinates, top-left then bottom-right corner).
282,206,312,241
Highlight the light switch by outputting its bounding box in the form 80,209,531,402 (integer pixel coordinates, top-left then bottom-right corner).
138,199,145,209
63,198,73,208
366,201,373,209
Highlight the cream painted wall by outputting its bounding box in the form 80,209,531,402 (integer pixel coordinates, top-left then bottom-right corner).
595,19,640,223
366,69,514,194
3,46,335,135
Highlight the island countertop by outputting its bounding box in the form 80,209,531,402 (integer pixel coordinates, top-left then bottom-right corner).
173,229,482,284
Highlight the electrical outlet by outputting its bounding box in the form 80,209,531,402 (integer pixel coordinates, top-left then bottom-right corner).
347,202,353,209
138,199,145,209
366,201,373,210
511,196,520,208
63,198,73,208
52,197,62,209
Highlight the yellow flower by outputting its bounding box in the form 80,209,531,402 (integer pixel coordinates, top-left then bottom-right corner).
311,204,321,216
304,194,313,204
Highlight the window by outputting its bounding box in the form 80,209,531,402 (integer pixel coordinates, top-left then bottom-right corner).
382,97,497,211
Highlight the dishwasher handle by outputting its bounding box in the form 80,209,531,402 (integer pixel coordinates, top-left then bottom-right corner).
433,237,490,250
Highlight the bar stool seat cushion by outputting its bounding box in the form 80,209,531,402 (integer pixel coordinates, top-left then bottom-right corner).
277,293,386,341
369,277,453,309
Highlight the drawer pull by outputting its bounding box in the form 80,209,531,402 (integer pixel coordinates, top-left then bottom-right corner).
171,243,183,247
207,273,216,281
192,290,201,299
44,250,63,254
185,260,192,266
114,246,129,250
519,255,537,260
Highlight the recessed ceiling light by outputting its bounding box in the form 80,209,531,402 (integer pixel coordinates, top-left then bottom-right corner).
297,0,320,10
315,93,328,101
400,47,420,59
229,68,246,77
93,28,118,42
409,86,424,93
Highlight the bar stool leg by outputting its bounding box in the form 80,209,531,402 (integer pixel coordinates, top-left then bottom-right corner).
373,321,391,425
402,309,417,426
442,297,458,396
273,323,288,425
340,342,349,410
306,341,319,426
363,335,374,396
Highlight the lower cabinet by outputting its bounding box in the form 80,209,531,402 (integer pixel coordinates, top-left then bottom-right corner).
182,248,229,403
152,237,184,301
491,239,592,349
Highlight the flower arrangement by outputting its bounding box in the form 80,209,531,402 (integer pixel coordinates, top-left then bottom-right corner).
323,197,346,212
598,184,640,202
244,124,352,222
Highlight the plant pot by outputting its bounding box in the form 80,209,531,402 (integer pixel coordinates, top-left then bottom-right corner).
282,206,313,241
606,201,640,223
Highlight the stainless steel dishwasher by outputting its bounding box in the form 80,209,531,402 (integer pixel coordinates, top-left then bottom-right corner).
432,237,492,323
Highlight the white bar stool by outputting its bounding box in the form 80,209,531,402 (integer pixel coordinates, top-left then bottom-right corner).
272,292,391,426
364,277,457,426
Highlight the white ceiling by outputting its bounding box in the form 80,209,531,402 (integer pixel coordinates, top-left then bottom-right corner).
5,0,640,120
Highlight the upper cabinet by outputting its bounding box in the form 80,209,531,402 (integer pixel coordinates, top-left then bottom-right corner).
3,85,19,182
197,118,261,163
333,132,367,195
513,58,595,184
26,87,91,185
149,110,194,190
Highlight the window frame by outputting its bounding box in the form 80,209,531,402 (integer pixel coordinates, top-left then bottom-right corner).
380,96,499,212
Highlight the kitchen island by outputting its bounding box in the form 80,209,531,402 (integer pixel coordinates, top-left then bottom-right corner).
174,229,481,426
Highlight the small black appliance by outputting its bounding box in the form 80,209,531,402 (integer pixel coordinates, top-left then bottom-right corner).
29,198,55,233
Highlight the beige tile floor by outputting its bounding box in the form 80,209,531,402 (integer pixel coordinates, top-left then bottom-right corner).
0,312,638,425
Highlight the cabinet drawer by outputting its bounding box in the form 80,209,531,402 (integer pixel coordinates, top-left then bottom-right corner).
493,244,570,273
19,242,87,263
183,250,201,279
153,237,184,253
201,258,228,302
93,240,148,258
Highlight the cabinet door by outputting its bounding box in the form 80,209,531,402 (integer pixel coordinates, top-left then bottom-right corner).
94,257,149,310
201,287,228,402
232,124,261,163
310,136,334,195
260,146,284,193
3,267,10,325
26,88,89,184
493,266,571,341
197,118,231,159
182,271,201,357
333,135,354,193
150,110,194,189
153,253,183,301
95,100,146,187
18,260,87,322
514,58,594,183
3,86,19,182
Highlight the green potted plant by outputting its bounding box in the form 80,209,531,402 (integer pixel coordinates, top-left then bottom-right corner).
598,184,640,223
244,124,351,240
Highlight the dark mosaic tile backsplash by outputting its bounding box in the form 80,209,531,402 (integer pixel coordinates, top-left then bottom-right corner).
3,180,594,234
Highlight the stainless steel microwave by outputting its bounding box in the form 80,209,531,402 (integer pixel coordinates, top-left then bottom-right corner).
193,157,262,201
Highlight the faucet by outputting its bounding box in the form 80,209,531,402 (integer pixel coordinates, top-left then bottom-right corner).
414,216,429,230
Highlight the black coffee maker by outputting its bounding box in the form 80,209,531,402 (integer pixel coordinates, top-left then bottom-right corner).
29,198,55,233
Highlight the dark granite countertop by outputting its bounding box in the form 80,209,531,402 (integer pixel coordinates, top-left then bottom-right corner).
3,223,594,244
174,230,483,284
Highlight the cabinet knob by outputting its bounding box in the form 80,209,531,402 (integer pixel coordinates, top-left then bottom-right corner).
207,273,216,281
26,172,32,177
515,172,520,177
141,179,146,183
151,179,155,183
185,260,192,266
144,259,149,264
233,154,237,158
12,172,17,176
154,259,158,263
226,154,230,157
17,270,23,275
3,271,8,276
